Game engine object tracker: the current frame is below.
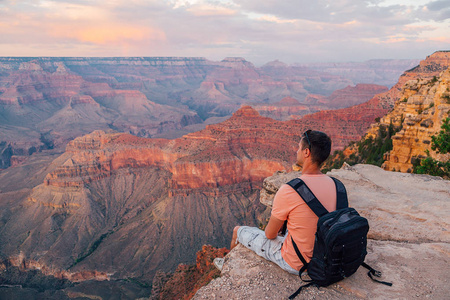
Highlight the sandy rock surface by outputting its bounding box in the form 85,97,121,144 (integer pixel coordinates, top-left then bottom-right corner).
194,164,450,299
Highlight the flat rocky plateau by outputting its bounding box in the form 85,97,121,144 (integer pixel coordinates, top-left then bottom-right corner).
194,164,450,299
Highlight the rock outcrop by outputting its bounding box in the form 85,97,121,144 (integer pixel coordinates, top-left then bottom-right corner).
194,164,450,299
289,96,391,150
283,58,431,150
150,245,229,300
382,68,450,172
349,51,450,173
326,84,389,109
42,107,301,191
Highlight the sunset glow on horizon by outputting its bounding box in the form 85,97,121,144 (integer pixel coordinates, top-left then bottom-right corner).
0,0,448,64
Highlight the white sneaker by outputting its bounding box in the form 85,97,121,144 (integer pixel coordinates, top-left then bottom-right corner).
213,257,224,271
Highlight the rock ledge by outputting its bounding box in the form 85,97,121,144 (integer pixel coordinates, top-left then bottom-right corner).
194,164,450,299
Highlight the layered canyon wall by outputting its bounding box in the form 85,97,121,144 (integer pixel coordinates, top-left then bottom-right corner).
364,51,450,172
0,106,302,288
327,51,450,171
0,56,414,168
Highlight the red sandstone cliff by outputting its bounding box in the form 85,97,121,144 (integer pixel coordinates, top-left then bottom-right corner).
381,65,450,172
326,84,388,108
43,107,299,192
290,96,391,149
150,245,229,300
0,106,299,286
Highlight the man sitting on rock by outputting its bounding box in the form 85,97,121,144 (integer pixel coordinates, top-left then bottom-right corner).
214,130,337,274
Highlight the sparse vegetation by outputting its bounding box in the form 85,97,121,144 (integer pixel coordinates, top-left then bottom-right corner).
39,133,54,150
323,123,400,172
430,76,438,84
442,93,450,104
69,231,113,268
126,277,151,288
413,117,450,178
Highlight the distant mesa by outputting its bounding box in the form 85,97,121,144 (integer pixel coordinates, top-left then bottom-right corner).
277,96,300,106
231,105,261,118
261,60,288,68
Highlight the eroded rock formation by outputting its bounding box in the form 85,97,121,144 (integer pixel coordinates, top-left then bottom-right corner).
356,51,450,172
0,56,415,168
0,106,300,290
0,103,400,297
382,68,450,172
150,245,229,300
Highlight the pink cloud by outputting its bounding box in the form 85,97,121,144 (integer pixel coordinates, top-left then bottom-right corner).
50,24,166,45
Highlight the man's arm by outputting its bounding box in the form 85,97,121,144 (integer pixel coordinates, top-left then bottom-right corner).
265,215,285,239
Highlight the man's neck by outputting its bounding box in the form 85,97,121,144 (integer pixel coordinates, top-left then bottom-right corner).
300,160,322,175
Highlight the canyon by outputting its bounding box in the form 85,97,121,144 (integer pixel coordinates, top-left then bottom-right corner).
143,51,450,299
0,57,415,169
0,101,392,298
1,53,442,299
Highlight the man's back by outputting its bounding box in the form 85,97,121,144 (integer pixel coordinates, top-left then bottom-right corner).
271,173,337,270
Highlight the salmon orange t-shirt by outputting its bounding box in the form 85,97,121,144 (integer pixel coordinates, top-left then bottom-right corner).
271,174,337,271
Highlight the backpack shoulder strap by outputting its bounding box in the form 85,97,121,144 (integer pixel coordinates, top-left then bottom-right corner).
330,177,349,209
286,178,328,218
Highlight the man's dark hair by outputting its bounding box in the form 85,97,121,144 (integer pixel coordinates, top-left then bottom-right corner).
301,130,332,166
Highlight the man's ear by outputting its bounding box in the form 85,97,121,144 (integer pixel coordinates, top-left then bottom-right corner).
304,147,311,157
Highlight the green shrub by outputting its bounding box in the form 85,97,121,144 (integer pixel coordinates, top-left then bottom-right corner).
431,118,450,153
442,93,450,104
430,76,438,84
413,117,450,178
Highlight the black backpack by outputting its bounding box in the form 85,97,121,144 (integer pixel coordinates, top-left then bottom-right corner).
285,177,392,299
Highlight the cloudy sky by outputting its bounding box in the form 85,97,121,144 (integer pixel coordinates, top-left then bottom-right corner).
0,0,448,65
